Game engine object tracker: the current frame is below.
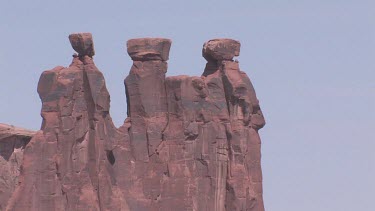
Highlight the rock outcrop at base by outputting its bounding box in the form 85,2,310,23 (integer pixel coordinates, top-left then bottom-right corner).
1,33,265,211
0,124,36,211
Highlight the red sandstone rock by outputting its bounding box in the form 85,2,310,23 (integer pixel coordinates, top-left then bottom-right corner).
0,124,36,140
0,124,35,211
6,35,124,211
203,39,240,61
69,33,95,57
1,35,265,211
127,38,171,61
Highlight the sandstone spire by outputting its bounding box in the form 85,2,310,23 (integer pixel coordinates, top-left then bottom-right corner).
6,33,125,211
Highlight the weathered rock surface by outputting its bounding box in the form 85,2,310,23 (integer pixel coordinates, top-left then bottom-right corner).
203,39,240,61
0,124,35,211
69,33,95,57
127,38,171,61
1,34,265,211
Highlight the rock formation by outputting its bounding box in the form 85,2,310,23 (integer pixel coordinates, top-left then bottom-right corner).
0,124,36,211
0,33,265,211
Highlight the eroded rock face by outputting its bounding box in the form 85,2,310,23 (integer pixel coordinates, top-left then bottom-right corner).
203,39,240,61
69,33,95,57
2,35,265,211
6,34,126,211
127,38,171,61
0,124,35,211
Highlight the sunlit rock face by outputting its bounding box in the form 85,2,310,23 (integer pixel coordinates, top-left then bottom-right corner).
1,34,265,211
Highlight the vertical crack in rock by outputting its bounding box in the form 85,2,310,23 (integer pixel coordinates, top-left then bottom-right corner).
81,57,103,209
159,75,171,146
1,35,265,211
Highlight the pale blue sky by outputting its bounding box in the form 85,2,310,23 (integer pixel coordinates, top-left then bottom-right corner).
1,1,374,210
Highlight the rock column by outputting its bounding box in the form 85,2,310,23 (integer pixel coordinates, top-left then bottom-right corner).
6,33,125,211
203,39,266,211
124,38,171,162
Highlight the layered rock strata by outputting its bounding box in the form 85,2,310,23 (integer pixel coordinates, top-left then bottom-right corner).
1,34,265,211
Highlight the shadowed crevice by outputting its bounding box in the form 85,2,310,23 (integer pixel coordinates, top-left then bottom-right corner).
106,150,115,165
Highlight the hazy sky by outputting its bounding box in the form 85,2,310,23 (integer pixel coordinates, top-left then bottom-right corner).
1,1,374,210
